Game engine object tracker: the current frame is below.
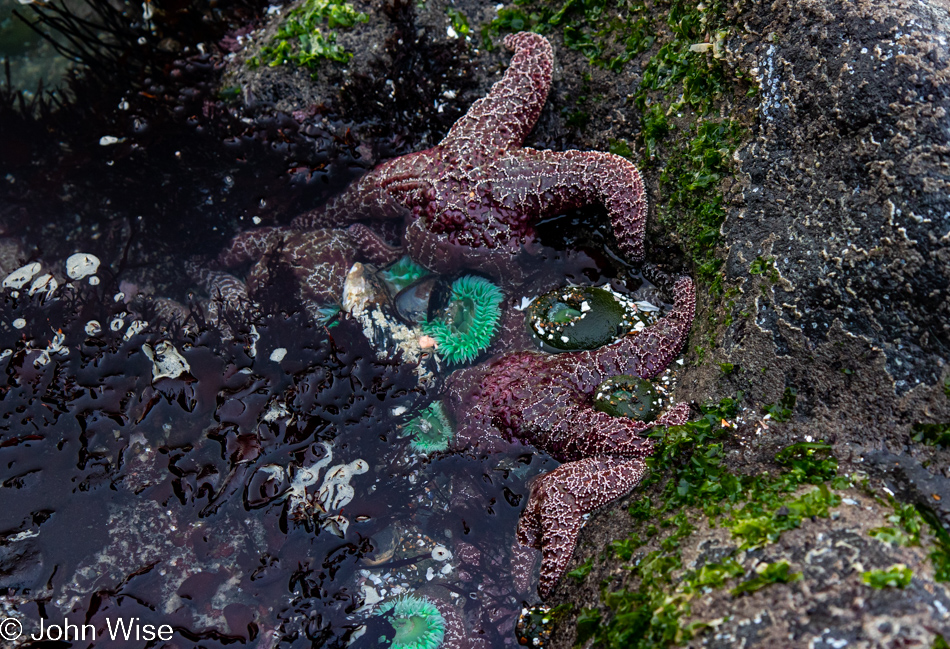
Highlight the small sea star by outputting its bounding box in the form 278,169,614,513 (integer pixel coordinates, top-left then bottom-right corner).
443,277,695,598
292,31,648,278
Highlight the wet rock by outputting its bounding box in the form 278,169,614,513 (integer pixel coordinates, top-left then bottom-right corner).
490,0,950,644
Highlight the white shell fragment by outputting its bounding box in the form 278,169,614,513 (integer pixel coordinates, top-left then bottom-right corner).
28,274,57,298
3,262,41,289
85,320,102,336
12,318,26,329
318,459,369,511
124,319,148,341
270,347,287,363
142,341,191,381
66,253,100,280
99,136,120,146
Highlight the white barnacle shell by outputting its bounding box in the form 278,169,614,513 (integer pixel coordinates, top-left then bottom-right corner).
65,253,100,280
318,459,369,511
431,545,453,562
29,273,59,298
124,319,148,341
3,262,41,289
85,320,102,336
142,341,191,381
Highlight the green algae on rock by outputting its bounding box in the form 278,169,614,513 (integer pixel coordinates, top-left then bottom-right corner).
375,594,446,649
593,375,659,422
525,286,643,352
246,0,367,74
423,275,503,365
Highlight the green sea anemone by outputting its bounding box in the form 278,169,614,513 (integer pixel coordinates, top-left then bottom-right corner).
380,256,430,295
594,375,659,422
402,401,454,454
423,275,503,364
376,594,446,649
526,286,641,352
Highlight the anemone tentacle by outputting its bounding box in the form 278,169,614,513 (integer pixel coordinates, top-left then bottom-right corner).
376,594,446,649
423,275,503,365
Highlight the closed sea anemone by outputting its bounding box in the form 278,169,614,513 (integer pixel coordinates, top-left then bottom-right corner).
423,275,503,364
525,285,639,352
376,594,446,649
593,375,659,422
380,256,430,295
402,401,454,454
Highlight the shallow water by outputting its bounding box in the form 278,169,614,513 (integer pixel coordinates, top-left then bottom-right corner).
0,13,673,647
0,211,665,647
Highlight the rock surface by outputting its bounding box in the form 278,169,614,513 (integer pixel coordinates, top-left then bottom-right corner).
26,0,945,645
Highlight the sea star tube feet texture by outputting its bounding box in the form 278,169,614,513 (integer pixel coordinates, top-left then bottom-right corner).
442,276,696,598
216,226,401,318
290,31,648,279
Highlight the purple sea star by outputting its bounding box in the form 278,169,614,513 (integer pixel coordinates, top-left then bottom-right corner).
290,31,647,278
216,225,401,317
443,276,696,598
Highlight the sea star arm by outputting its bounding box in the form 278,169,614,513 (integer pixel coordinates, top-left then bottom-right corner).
345,223,404,266
597,276,696,378
290,165,411,230
440,31,553,154
532,401,692,461
488,148,648,262
403,217,527,279
517,454,649,598
217,227,285,268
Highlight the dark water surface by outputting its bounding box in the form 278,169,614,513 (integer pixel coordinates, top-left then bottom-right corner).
0,207,648,647
0,10,667,645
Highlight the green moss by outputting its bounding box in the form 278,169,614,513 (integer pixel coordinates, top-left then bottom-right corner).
862,564,913,589
730,560,801,596
447,7,470,36
869,526,914,547
657,118,743,287
684,558,743,593
762,386,797,423
575,607,602,644
482,0,654,69
568,556,594,580
608,533,643,560
749,255,779,281
935,634,950,649
608,137,635,159
911,422,950,447
565,396,856,647
916,505,950,582
246,0,368,76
